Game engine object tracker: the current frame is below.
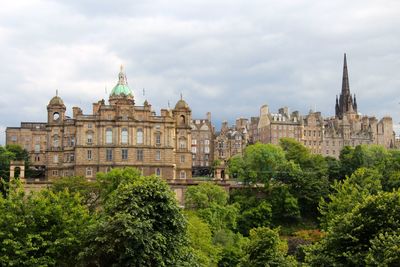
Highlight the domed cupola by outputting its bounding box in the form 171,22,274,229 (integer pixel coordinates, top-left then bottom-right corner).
174,94,190,110
49,95,65,106
109,65,134,104
47,90,66,124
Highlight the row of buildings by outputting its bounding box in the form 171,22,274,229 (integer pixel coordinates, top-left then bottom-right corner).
6,55,396,180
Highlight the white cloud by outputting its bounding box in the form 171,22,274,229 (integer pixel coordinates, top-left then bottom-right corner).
0,0,400,144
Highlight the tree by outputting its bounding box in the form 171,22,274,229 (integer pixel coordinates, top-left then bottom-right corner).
237,201,272,236
306,190,400,266
319,167,382,230
269,184,300,224
0,181,92,266
185,182,228,209
228,143,286,187
240,227,296,267
51,175,101,212
80,173,191,266
185,182,239,233
186,212,221,266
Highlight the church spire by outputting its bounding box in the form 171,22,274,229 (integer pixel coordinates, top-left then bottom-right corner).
341,53,350,94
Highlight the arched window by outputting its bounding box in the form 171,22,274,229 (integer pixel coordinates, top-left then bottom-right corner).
155,132,161,145
121,128,128,144
180,115,185,124
156,168,161,176
179,137,186,149
137,128,143,144
106,128,113,144
53,135,59,147
180,171,186,179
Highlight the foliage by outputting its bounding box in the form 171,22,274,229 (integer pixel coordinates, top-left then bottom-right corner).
0,181,92,266
186,212,221,266
306,190,400,266
269,184,300,224
240,227,296,267
96,167,142,202
185,182,239,233
319,167,382,230
228,143,286,186
215,230,248,267
365,231,400,266
51,175,101,211
237,201,272,236
185,182,228,209
80,173,190,266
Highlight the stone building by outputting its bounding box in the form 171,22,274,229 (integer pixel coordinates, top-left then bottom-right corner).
190,112,214,176
6,67,193,180
213,120,248,179
248,54,395,158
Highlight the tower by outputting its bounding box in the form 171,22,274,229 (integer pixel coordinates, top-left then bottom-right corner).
335,53,358,119
173,95,192,179
109,65,134,105
47,91,66,124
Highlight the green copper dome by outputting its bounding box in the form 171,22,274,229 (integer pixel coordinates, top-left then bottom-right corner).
110,65,133,97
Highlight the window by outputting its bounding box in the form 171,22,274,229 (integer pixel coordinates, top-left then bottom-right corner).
179,138,186,149
35,144,40,153
52,170,58,176
53,135,59,147
205,140,209,145
136,149,143,161
88,123,92,129
106,149,113,161
155,133,161,145
121,128,128,144
53,155,58,163
156,168,161,176
192,139,197,145
156,150,161,160
87,133,93,144
180,171,186,179
106,128,113,144
11,135,17,142
205,147,210,153
180,155,185,163
192,147,197,153
87,150,92,160
137,128,143,144
122,148,128,160
86,167,92,178
70,153,75,162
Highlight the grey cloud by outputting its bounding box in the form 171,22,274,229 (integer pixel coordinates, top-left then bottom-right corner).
1,0,400,144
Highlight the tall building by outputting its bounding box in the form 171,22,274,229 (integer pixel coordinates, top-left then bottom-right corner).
248,54,395,158
190,112,214,176
6,67,193,180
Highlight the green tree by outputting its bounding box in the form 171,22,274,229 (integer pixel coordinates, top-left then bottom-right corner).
185,182,239,233
186,212,221,266
306,190,400,266
0,182,92,266
319,167,382,230
228,143,286,187
237,201,272,236
240,227,296,267
185,182,228,209
269,184,300,224
51,175,101,211
81,173,190,266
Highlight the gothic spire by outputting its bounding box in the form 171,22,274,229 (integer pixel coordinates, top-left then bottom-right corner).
341,53,350,94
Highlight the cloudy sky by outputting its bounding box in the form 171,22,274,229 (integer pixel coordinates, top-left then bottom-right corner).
1,0,400,144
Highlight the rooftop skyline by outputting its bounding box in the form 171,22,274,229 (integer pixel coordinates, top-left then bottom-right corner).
1,0,400,144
